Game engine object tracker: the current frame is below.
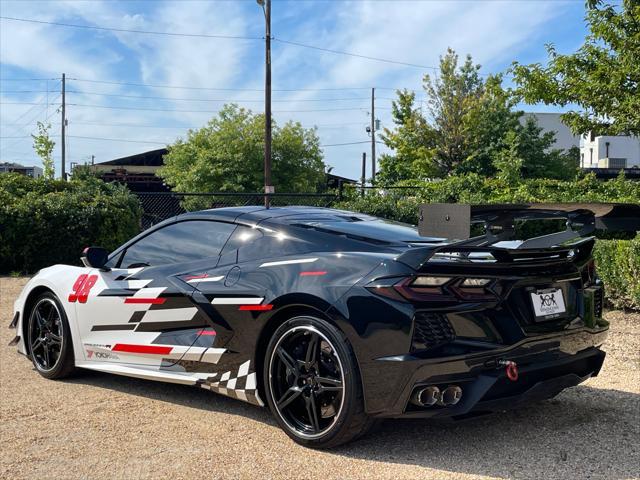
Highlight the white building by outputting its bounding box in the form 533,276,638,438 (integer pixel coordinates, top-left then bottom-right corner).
580,133,640,169
522,112,581,152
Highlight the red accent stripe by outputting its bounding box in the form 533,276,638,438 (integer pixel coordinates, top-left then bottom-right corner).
239,304,273,311
198,329,217,336
300,271,327,276
124,298,166,304
184,273,209,280
112,344,173,354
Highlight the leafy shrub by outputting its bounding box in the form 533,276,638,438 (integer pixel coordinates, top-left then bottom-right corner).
337,174,640,310
0,173,141,273
593,237,640,310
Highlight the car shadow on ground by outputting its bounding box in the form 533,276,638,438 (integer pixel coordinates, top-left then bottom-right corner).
64,370,638,479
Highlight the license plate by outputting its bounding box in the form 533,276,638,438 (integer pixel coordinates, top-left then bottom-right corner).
530,288,566,320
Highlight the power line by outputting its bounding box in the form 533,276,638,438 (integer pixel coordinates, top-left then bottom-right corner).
67,135,166,145
1,101,62,106
0,78,58,82
44,120,367,129
274,38,438,71
64,90,371,103
0,90,61,152
0,16,460,72
320,141,370,147
67,103,370,113
69,78,373,92
0,90,60,94
0,16,261,40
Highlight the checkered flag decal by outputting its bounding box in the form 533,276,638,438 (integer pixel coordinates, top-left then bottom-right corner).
202,360,263,406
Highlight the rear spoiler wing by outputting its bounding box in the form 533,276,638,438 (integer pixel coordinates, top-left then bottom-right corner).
418,203,640,247
393,203,639,271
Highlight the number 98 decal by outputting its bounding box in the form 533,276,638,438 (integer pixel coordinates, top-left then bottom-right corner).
68,274,98,303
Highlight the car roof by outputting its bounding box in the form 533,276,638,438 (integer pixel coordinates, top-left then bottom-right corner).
181,206,369,224
182,206,438,244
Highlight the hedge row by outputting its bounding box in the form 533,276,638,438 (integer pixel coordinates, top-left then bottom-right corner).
337,174,640,310
593,238,640,310
0,173,141,273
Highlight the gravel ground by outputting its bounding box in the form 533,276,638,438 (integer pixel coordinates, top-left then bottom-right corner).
1,276,639,480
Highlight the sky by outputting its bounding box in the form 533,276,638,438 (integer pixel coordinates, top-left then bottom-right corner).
0,0,589,183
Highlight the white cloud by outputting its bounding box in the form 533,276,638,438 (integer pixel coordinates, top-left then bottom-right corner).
1,0,576,180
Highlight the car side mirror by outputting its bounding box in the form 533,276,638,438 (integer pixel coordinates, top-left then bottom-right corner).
81,247,110,270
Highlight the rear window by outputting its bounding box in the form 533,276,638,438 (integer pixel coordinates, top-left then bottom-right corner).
288,216,435,244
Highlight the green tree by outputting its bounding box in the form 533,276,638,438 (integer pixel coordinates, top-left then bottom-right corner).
380,48,577,183
458,74,522,176
31,121,55,180
377,90,438,184
423,48,484,173
512,0,640,136
492,131,523,185
159,104,325,193
516,117,579,180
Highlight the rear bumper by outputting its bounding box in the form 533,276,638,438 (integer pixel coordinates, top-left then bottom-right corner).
363,327,608,418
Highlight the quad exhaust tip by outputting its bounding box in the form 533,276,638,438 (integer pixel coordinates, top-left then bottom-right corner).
440,385,463,406
411,385,463,407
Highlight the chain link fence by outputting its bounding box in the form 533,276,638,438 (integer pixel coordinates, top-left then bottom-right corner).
135,192,342,230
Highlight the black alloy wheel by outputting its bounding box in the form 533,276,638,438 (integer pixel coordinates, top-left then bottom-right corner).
27,293,76,379
264,316,373,448
270,325,345,437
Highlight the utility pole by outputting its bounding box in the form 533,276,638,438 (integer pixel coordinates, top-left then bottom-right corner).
361,152,366,197
91,155,95,165
370,87,376,183
61,73,66,181
258,0,273,208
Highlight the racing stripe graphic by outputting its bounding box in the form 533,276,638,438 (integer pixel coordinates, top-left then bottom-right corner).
198,360,263,406
124,287,167,304
125,298,166,304
211,297,264,305
113,268,145,281
134,307,198,322
112,344,173,355
189,276,224,283
238,305,273,311
259,257,317,268
92,342,226,364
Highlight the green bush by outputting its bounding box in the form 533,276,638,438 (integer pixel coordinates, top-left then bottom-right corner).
337,174,640,310
0,173,141,273
593,237,640,310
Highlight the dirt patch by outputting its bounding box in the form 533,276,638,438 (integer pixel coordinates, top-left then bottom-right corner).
1,276,638,479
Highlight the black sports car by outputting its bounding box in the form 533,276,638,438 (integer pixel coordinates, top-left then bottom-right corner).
11,204,636,448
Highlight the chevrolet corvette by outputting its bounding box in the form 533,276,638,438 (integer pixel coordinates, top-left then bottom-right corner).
9,204,638,448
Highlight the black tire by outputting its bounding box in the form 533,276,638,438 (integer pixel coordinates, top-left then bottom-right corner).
263,316,373,448
27,292,76,379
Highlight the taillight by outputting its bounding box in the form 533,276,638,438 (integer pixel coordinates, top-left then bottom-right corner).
367,276,496,302
410,276,452,287
460,278,491,287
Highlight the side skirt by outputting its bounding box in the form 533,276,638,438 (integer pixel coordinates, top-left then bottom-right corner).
75,362,264,406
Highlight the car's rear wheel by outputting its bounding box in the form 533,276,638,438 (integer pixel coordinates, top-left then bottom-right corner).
264,316,372,448
27,292,76,379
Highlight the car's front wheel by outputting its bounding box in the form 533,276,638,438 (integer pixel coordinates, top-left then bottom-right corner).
27,292,76,379
264,316,372,448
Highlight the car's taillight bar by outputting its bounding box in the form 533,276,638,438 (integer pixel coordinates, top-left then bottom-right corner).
367,275,497,302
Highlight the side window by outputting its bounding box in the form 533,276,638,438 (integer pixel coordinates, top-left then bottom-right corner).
119,220,236,268
222,225,264,255
222,225,312,263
